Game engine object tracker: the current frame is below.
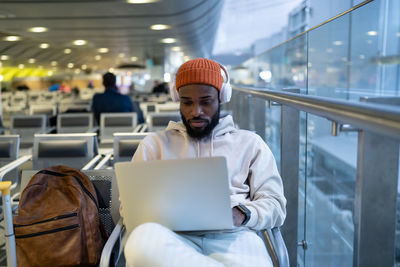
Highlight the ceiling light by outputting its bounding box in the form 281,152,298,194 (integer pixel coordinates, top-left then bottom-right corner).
118,53,125,58
29,27,48,33
51,61,57,66
18,64,24,69
150,24,170,30
4,36,20,41
40,43,49,49
95,55,101,60
48,71,53,76
367,31,377,36
0,75,3,82
67,63,74,68
161,38,176,44
109,68,115,72
326,48,333,53
333,41,343,46
73,39,87,46
64,48,72,54
74,69,81,74
28,58,36,63
0,55,9,60
171,46,181,51
81,64,87,70
97,48,109,53
183,56,190,61
131,56,138,61
126,0,159,4
360,54,365,59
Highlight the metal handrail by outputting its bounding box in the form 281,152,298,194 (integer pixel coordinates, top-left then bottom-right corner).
232,85,400,139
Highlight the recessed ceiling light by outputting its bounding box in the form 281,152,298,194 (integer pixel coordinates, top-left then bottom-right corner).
118,53,125,58
131,56,138,61
18,64,24,69
367,31,378,36
97,48,109,53
81,64,87,70
74,69,81,74
333,41,343,46
64,48,72,54
67,63,74,68
150,24,170,30
40,43,50,49
28,58,36,63
51,61,57,66
73,39,87,46
95,55,101,60
160,38,176,44
48,71,53,76
171,46,181,51
109,68,115,72
126,0,159,4
0,55,9,60
4,36,20,41
326,48,333,53
29,27,48,33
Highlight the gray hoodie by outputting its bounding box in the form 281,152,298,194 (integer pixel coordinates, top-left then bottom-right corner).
132,115,286,230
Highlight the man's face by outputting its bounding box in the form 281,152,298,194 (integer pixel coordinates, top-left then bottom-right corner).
179,84,220,139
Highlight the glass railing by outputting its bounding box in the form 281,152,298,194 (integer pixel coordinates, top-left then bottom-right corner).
226,0,400,266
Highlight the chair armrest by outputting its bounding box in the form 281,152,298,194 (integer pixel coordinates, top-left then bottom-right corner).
258,227,289,267
82,154,103,170
0,155,32,185
88,126,99,133
100,219,125,267
94,153,112,170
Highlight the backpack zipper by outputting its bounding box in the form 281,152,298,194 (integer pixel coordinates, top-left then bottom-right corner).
15,224,79,239
37,169,99,209
14,212,78,227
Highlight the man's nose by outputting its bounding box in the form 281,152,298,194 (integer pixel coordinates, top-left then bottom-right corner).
192,104,204,116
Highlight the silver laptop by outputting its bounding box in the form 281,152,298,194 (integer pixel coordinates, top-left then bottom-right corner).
115,157,234,232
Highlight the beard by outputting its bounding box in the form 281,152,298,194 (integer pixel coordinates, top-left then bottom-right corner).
181,106,220,140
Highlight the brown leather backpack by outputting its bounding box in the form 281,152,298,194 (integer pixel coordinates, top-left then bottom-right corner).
13,165,107,267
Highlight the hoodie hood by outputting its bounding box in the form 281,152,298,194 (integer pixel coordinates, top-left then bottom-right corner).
166,114,237,138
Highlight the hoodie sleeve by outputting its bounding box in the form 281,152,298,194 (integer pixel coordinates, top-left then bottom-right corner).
131,135,158,162
243,136,287,231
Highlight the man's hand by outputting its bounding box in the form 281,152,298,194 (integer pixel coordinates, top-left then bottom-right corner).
232,207,245,226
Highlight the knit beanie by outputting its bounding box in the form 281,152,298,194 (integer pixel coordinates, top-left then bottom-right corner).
175,58,224,91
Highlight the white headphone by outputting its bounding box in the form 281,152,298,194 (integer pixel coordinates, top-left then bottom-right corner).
170,63,232,104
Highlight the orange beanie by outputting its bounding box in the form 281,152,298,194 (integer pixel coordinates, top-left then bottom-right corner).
175,58,223,91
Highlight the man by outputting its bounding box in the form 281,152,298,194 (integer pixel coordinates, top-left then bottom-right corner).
91,72,144,125
124,58,286,266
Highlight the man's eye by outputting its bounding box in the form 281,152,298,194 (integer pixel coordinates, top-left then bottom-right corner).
182,101,192,106
201,100,213,105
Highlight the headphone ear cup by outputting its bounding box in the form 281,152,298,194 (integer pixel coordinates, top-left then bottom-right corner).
219,81,232,104
170,73,180,102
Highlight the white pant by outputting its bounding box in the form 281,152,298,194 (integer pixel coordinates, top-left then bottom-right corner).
124,223,273,267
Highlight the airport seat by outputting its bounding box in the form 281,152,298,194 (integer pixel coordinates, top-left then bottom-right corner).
29,104,57,116
57,113,97,133
0,135,20,184
155,102,180,113
146,112,181,132
113,133,149,163
100,113,137,144
10,114,53,146
32,133,99,170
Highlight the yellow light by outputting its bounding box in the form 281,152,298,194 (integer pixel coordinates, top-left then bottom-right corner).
40,43,50,49
73,40,87,46
150,24,170,30
64,48,72,54
95,55,101,60
74,69,81,74
131,57,138,61
97,48,109,53
109,68,114,72
51,61,57,66
4,36,20,41
28,58,36,64
161,38,176,44
81,64,87,70
0,55,9,60
29,27,48,33
18,64,24,69
67,63,74,68
48,71,53,76
118,53,125,58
